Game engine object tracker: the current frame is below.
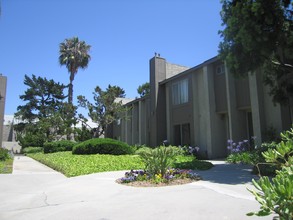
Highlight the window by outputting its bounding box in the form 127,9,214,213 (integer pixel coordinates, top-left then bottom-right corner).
172,78,188,105
216,64,225,75
174,123,191,146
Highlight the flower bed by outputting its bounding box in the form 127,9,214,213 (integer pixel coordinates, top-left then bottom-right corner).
116,169,201,187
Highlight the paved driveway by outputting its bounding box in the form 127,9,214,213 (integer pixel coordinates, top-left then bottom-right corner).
0,156,275,220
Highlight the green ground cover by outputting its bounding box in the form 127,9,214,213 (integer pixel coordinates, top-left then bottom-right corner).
28,152,144,177
28,152,212,177
0,158,13,174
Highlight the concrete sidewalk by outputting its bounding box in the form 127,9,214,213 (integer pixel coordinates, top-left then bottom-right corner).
0,156,275,220
12,155,66,175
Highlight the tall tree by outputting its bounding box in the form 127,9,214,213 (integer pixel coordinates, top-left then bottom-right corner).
15,74,66,121
78,85,128,137
14,75,72,147
59,37,91,104
219,0,293,104
137,82,150,98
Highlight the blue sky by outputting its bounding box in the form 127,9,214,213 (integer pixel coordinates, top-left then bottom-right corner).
0,0,223,115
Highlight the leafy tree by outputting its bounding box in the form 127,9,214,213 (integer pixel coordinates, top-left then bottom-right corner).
14,75,74,147
77,85,129,137
59,37,91,104
219,0,293,104
74,124,93,142
15,74,66,121
137,82,150,98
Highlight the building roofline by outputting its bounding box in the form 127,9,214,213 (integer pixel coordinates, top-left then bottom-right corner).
123,94,150,106
159,55,219,85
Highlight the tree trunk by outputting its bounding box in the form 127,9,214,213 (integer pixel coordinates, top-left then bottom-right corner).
68,82,73,104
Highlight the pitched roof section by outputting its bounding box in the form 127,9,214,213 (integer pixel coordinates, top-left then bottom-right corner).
114,97,135,105
160,56,219,85
166,62,189,79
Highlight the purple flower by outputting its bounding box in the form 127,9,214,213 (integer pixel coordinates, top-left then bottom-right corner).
120,176,136,183
227,139,233,144
165,175,174,180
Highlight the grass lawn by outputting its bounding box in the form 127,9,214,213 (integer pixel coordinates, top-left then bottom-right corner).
28,152,213,177
0,158,13,174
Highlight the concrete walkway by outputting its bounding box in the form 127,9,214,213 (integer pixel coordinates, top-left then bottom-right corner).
0,156,275,220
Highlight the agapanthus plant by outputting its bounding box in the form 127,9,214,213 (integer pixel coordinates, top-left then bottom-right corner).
180,145,200,156
227,137,256,154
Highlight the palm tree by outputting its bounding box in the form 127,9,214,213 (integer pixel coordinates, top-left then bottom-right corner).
59,37,91,104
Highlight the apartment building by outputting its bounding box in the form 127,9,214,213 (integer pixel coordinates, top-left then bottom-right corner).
110,55,292,159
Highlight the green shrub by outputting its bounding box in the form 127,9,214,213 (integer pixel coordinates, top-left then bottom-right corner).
248,166,293,219
174,155,214,170
0,148,10,161
135,146,153,155
132,144,153,153
226,141,279,176
248,128,293,219
72,138,134,155
44,140,75,154
17,132,46,148
252,163,277,176
136,146,182,177
22,147,43,154
226,151,260,165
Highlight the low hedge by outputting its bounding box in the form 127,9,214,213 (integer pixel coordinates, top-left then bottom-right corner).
22,147,44,154
44,140,75,154
72,138,134,155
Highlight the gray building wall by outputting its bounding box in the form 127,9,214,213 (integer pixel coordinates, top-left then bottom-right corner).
0,75,7,148
110,56,292,159
3,123,15,142
114,96,151,146
166,75,193,146
213,62,228,113
149,57,166,146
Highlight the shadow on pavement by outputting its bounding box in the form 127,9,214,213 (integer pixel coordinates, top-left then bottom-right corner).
197,162,259,185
